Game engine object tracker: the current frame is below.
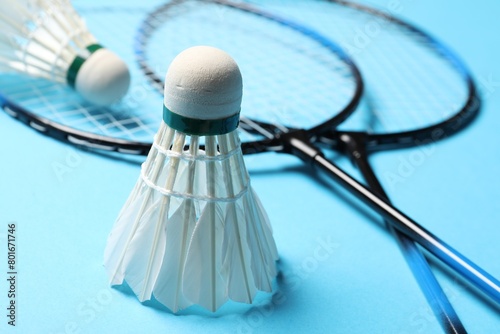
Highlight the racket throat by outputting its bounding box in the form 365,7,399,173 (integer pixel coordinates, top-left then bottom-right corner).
338,131,390,200
279,129,324,163
337,131,369,162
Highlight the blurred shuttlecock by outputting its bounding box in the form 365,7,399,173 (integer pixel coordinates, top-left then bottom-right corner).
104,46,278,312
0,0,130,105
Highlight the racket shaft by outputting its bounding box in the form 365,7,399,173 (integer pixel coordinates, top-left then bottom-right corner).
343,133,466,334
284,133,500,305
314,154,500,304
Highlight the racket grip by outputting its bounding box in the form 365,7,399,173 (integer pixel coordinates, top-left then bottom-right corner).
282,131,500,305
340,132,467,333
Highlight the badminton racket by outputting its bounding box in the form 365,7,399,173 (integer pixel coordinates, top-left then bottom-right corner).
132,3,470,332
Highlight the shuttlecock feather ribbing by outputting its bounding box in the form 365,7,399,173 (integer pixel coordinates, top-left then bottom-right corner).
104,123,278,312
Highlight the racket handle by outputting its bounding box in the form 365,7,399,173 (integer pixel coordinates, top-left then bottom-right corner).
341,132,467,334
283,130,500,306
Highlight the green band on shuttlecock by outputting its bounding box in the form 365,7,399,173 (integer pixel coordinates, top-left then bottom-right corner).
66,56,86,88
66,44,105,87
86,44,104,53
163,105,240,135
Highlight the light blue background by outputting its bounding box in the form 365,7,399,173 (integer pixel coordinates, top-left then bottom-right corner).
1,0,499,333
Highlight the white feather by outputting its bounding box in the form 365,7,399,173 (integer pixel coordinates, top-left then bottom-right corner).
221,201,257,302
219,134,257,302
224,131,278,291
0,0,96,82
183,200,227,312
104,126,176,289
244,189,279,289
153,137,199,312
104,189,150,285
121,197,166,301
182,136,227,311
153,199,196,312
136,132,186,301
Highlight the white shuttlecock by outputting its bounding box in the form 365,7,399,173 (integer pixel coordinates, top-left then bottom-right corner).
0,0,130,105
104,46,278,312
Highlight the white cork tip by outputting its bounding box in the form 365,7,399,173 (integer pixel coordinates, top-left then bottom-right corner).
75,49,131,106
164,46,243,120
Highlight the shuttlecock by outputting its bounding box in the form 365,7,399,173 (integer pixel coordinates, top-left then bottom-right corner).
104,46,278,312
0,0,130,105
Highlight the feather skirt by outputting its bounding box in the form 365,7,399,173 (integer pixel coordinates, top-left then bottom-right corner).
104,121,278,312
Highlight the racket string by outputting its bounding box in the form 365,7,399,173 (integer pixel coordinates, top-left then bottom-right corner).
251,0,471,135
137,0,359,144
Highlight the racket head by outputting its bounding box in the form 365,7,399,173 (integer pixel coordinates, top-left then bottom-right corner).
342,0,479,150
0,0,363,156
134,0,363,153
250,0,479,151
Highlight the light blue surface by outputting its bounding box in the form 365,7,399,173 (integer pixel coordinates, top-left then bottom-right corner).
1,0,500,333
